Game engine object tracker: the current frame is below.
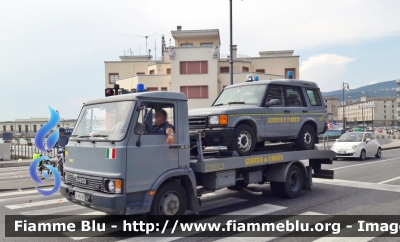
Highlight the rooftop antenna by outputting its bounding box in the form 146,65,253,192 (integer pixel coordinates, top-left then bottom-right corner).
120,31,166,60
161,35,165,61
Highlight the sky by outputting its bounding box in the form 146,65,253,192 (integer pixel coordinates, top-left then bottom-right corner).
1,0,400,120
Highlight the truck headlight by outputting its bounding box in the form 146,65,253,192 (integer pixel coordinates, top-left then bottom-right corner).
208,115,228,125
106,179,122,193
209,116,219,125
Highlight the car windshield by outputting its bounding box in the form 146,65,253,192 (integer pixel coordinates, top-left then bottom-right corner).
72,101,135,141
337,133,364,142
213,84,267,106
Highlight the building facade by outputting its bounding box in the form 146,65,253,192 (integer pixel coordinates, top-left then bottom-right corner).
105,26,300,109
0,118,76,136
338,96,399,127
397,78,400,122
323,96,339,121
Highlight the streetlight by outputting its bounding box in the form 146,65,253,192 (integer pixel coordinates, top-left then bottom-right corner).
347,95,351,127
342,82,350,128
229,0,234,85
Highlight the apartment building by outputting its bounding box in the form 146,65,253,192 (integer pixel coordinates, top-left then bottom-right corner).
105,26,299,109
0,118,76,136
397,78,400,122
338,96,399,127
323,96,339,121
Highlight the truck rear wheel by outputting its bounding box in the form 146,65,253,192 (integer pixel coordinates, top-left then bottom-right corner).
149,182,187,219
295,124,316,150
281,165,303,198
229,124,256,156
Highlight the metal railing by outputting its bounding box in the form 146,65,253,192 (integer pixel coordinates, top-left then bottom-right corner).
10,145,58,160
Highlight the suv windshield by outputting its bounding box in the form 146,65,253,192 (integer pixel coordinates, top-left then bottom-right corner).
72,101,135,141
213,84,267,106
337,133,363,142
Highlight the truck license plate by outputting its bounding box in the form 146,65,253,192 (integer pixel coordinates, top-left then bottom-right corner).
75,192,85,201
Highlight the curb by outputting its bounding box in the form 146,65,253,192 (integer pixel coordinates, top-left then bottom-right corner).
381,146,400,151
0,185,53,192
0,161,31,168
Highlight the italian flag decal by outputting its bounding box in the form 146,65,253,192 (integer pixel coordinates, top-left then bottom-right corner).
106,148,116,159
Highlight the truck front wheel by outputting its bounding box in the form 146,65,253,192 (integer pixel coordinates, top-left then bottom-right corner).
149,182,187,218
228,124,256,156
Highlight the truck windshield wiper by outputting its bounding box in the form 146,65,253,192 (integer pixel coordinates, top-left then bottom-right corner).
91,135,109,137
77,135,91,138
228,102,246,105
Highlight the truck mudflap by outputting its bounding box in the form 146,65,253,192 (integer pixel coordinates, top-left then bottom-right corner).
309,158,334,179
60,183,126,215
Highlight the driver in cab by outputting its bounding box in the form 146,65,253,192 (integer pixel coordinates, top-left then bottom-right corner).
152,109,175,145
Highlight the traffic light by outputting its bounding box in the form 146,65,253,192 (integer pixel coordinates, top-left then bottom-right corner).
105,88,114,97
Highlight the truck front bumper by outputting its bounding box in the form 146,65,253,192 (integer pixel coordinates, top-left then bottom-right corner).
60,183,126,215
191,127,234,147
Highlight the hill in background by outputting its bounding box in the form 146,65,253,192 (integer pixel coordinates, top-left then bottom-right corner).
322,80,398,102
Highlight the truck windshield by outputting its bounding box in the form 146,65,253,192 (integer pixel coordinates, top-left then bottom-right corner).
72,101,135,141
213,84,267,106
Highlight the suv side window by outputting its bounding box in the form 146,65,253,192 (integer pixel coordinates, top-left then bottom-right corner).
265,85,284,106
306,89,322,106
285,86,305,107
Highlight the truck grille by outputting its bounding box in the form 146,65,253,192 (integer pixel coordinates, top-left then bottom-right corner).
65,172,105,192
189,116,207,129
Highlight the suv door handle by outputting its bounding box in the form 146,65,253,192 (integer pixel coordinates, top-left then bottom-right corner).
284,110,290,113
302,110,308,113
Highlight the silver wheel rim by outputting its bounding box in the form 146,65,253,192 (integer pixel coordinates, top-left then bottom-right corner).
237,131,252,152
159,192,180,216
362,151,366,159
377,149,381,157
304,132,312,146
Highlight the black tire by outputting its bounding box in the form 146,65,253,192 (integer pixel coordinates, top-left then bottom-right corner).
375,148,382,158
228,124,256,156
148,182,187,219
295,124,316,150
359,149,366,161
281,165,304,198
270,182,284,196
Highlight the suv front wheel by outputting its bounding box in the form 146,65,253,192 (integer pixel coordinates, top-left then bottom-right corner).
294,124,316,150
228,124,256,156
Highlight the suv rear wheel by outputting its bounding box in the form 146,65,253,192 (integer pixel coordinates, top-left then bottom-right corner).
294,124,316,150
228,124,256,156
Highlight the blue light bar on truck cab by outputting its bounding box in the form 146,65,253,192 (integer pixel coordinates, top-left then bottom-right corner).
137,84,145,92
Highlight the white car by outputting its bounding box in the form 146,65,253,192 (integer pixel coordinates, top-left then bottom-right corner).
331,132,381,160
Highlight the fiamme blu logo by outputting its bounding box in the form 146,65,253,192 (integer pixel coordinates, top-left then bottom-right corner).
28,106,62,196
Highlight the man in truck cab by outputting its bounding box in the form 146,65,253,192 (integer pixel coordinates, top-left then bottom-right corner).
152,109,175,145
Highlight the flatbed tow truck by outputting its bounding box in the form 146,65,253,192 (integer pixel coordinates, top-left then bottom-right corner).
60,91,335,217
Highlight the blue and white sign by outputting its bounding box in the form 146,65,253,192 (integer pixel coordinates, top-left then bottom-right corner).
333,120,336,125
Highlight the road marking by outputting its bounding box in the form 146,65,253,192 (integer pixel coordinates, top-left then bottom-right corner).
69,197,250,240
0,189,39,197
378,175,400,184
186,197,247,214
215,212,331,242
314,178,400,193
312,222,385,242
102,203,287,242
21,205,85,215
39,210,109,225
5,198,66,209
0,194,45,203
331,157,399,170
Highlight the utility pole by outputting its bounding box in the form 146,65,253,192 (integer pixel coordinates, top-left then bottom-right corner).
229,0,233,85
342,82,349,129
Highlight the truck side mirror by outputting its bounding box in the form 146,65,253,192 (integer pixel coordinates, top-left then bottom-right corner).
266,99,280,107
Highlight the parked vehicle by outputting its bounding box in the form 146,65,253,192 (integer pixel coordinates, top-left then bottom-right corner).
376,127,383,133
188,78,327,156
331,132,381,160
319,130,343,140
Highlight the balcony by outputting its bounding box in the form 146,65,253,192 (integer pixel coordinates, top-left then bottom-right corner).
397,97,400,103
397,87,400,93
396,79,400,84
220,54,251,61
